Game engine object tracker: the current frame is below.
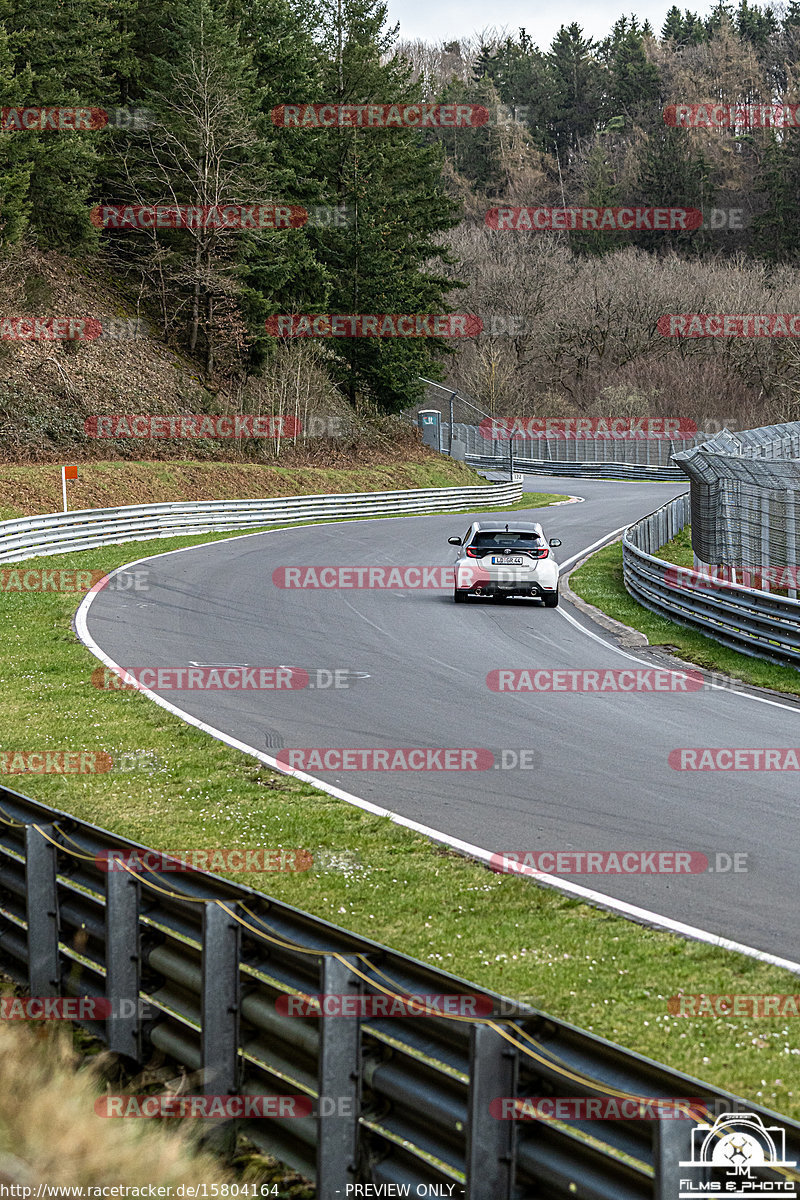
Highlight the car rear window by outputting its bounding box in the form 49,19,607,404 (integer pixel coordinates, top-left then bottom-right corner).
471,532,543,552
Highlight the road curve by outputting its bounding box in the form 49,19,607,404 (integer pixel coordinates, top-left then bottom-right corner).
82,477,800,962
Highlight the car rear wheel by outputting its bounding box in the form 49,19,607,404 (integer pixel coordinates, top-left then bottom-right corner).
542,589,559,607
454,586,467,603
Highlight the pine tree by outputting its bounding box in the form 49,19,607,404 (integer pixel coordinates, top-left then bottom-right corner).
547,24,606,155
706,0,736,35
431,76,510,193
118,0,287,374
270,0,462,411
3,0,122,249
225,0,332,367
608,24,662,121
637,127,713,252
661,7,685,40
662,6,707,42
569,139,623,256
753,134,800,262
736,0,777,49
469,29,557,154
0,8,32,250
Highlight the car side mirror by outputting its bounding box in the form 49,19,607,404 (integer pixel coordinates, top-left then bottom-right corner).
549,538,562,547
448,536,462,545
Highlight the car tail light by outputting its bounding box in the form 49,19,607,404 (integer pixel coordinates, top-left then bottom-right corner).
465,546,483,558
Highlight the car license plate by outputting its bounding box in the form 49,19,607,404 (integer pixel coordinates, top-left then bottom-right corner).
493,556,525,565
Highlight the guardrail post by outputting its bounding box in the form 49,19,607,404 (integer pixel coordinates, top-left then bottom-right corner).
317,954,362,1197
25,824,60,996
105,867,141,1059
466,1024,517,1200
788,491,797,600
654,1115,710,1199
201,901,241,1097
761,492,771,593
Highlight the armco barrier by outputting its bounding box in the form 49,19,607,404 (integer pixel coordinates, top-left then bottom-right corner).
1,783,799,1196
624,493,800,666
437,421,692,480
0,481,521,564
466,453,683,481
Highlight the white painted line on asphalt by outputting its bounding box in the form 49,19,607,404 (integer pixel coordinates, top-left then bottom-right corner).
559,553,800,715
74,523,800,977
557,524,630,572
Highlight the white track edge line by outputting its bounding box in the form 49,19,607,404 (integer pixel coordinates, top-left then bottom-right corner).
72,521,800,977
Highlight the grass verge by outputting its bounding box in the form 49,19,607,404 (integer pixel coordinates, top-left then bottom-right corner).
1,510,799,1121
570,534,800,697
0,457,486,519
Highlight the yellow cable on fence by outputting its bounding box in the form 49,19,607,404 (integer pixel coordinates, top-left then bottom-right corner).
0,803,26,828
220,901,707,1121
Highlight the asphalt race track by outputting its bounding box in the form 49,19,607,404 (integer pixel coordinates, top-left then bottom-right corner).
82,476,800,962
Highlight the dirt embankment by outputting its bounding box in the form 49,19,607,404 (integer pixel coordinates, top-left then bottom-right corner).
0,458,483,518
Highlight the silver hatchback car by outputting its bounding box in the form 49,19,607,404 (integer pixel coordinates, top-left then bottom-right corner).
449,520,562,605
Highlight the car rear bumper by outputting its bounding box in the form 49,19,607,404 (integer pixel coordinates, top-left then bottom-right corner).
459,579,557,598
456,562,559,596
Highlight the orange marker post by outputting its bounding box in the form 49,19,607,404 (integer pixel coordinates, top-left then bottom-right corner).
62,465,78,512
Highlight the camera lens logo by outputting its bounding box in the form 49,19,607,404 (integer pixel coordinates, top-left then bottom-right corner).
680,1112,796,1197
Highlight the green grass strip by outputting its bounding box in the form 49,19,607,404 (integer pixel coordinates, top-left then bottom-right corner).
570,534,800,697
1,507,799,1118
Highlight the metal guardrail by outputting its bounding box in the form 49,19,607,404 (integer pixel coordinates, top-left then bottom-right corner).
435,421,693,480
0,482,521,564
624,494,800,666
466,453,683,482
2,783,799,1196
